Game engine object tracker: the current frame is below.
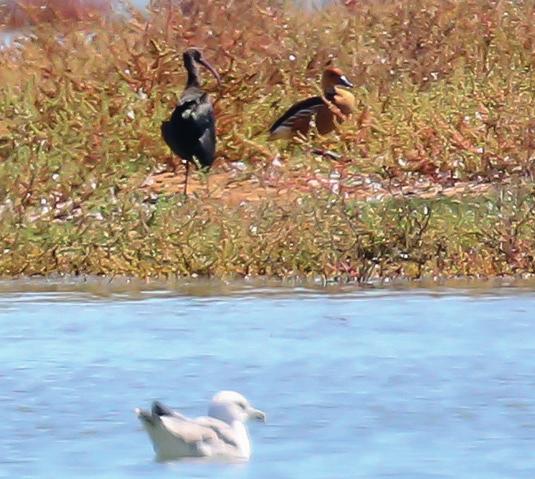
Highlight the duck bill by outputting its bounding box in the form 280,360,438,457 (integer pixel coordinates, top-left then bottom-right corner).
199,58,221,86
338,75,353,88
249,408,266,423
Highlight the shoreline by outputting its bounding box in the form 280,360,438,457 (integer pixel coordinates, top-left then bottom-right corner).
1,273,535,295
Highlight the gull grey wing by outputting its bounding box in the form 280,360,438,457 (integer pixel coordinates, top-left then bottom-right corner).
159,415,219,445
193,416,240,448
137,411,218,459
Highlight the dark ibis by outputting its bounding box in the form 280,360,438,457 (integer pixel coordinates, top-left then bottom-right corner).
268,67,355,140
161,47,221,195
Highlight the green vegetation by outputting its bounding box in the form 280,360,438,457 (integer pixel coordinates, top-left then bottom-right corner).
0,0,534,281
1,187,535,280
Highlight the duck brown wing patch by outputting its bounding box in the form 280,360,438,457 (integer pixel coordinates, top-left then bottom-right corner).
315,105,336,135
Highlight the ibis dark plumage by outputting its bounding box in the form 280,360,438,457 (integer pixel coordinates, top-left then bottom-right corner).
268,67,355,140
161,48,221,195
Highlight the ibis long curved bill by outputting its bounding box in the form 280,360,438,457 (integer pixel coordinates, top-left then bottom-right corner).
197,56,221,86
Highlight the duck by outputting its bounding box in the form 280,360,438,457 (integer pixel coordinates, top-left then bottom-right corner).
268,67,355,140
161,48,221,195
135,391,266,461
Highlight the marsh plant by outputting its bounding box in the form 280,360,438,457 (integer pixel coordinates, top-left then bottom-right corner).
0,0,534,280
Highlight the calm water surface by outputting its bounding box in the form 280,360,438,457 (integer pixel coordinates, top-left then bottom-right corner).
1,281,535,478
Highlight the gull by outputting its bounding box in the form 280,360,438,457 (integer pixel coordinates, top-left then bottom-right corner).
135,390,266,461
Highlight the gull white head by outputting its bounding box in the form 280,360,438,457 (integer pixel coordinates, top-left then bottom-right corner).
208,391,266,425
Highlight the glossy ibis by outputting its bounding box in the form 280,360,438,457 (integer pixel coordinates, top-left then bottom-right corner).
161,48,221,195
268,67,355,140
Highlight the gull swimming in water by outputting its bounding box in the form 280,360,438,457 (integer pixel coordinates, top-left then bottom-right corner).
135,390,266,461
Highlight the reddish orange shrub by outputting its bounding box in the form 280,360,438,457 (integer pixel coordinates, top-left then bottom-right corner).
0,0,113,28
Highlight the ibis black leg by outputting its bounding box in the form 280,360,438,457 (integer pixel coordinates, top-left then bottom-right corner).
183,160,190,197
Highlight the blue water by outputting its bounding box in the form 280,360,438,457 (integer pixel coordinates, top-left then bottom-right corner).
1,282,535,478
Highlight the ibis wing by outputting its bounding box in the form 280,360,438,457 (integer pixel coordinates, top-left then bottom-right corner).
161,87,217,168
191,124,216,169
175,91,215,138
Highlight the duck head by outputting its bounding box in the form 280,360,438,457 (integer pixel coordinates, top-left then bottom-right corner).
321,67,353,93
